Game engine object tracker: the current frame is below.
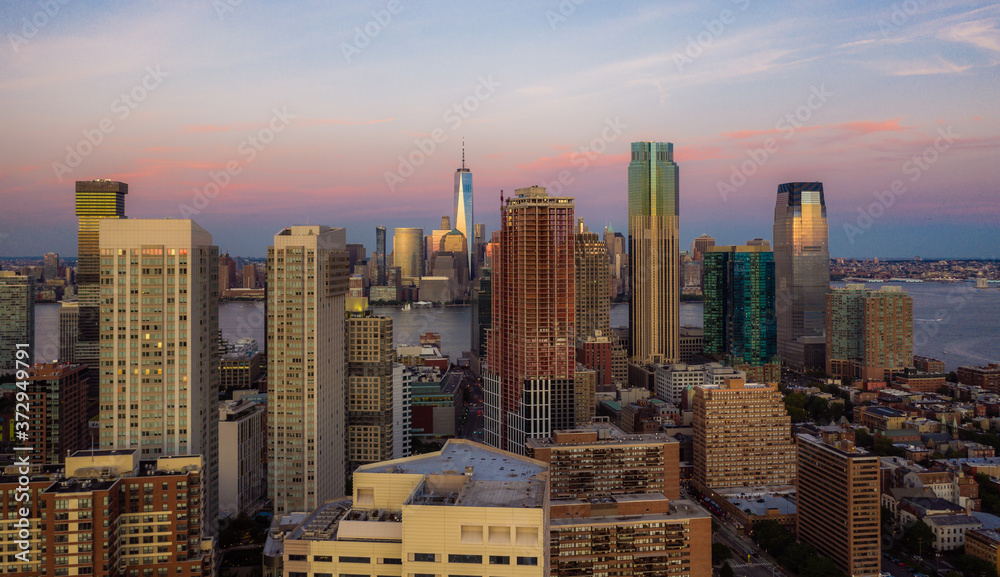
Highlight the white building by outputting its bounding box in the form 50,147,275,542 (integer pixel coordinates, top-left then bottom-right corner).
219,399,267,517
268,225,349,514
392,362,412,459
925,514,982,551
98,218,219,531
654,362,745,404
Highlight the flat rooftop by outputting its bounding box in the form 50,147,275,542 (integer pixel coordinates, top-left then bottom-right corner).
526,421,678,449
723,493,797,516
359,439,545,482
549,498,710,527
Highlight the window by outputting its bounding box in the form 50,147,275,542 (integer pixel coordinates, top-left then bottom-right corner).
489,556,510,565
381,558,402,565
413,553,436,562
447,554,481,564
314,556,332,563
338,557,370,564
288,555,306,562
517,557,538,566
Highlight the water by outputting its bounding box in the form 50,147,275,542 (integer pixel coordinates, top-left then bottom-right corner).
34,282,999,371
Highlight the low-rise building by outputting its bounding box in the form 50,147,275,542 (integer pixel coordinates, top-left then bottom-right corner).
966,529,1000,574
925,514,983,551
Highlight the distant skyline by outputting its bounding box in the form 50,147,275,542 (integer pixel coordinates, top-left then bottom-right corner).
1,1,998,259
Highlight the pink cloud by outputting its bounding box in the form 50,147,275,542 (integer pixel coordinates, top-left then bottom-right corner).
516,151,629,173
182,117,392,133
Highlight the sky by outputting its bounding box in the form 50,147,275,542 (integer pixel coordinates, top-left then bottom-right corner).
0,0,998,259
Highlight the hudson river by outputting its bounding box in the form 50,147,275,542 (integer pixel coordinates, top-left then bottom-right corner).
32,282,998,371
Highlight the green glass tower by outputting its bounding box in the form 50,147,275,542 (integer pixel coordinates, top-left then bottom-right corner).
702,245,776,366
628,142,679,363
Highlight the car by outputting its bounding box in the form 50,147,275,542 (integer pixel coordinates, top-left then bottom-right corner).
898,562,908,567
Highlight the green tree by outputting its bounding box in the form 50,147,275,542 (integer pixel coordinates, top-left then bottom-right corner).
799,554,845,577
855,428,874,449
720,561,734,577
901,520,934,556
948,371,958,382
712,543,732,565
778,541,816,573
953,554,999,577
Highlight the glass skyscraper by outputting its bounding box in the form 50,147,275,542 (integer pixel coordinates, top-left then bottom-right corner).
702,245,776,367
454,149,474,277
628,142,679,364
773,182,829,371
375,225,386,285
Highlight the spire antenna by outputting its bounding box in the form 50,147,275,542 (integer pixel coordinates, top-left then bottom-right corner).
462,138,466,170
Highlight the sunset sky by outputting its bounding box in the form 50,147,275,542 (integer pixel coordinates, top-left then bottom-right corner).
1,0,998,258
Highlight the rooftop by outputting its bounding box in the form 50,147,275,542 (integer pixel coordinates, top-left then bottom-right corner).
723,493,797,516
925,514,982,527
549,498,710,527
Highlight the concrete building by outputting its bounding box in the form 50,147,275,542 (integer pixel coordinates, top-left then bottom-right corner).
219,345,263,395
526,423,680,499
549,495,711,577
485,186,576,455
268,225,349,514
679,325,704,364
97,218,219,532
346,297,396,475
26,362,88,464
0,449,215,577
577,333,614,392
692,378,795,490
654,362,745,406
392,362,411,460
959,363,1000,392
219,399,267,517
797,431,881,577
827,284,914,382
628,142,680,364
690,234,715,263
966,529,1000,573
0,271,34,371
269,439,549,577
575,223,610,340
773,182,829,371
924,514,983,551
58,300,78,363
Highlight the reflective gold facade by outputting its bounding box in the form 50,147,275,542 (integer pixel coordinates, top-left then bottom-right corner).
628,142,679,364
773,182,829,371
392,227,424,280
75,180,127,382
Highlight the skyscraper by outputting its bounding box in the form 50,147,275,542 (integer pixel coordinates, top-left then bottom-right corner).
43,252,60,280
75,179,127,388
0,272,34,371
375,225,387,285
797,430,881,577
702,244,776,367
345,297,395,476
692,378,796,490
97,218,219,532
827,284,913,382
690,234,715,262
773,182,829,371
392,227,424,280
628,142,679,364
26,362,88,464
454,142,474,276
268,225,349,514
59,300,78,363
485,186,575,455
473,222,486,279
575,223,610,340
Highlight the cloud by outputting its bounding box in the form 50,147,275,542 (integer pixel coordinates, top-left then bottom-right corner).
937,18,1000,52
182,117,392,133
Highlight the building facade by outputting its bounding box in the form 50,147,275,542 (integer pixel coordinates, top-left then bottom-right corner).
454,151,474,276
0,271,34,371
628,142,680,364
773,182,829,371
219,399,267,517
346,297,396,475
692,378,796,490
59,300,79,364
76,179,128,387
702,244,776,368
485,186,576,455
797,431,881,577
26,362,88,464
97,218,219,533
268,225,349,514
575,225,610,340
392,227,424,280
827,284,914,382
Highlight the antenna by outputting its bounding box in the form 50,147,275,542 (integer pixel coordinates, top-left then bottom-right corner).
462,138,466,170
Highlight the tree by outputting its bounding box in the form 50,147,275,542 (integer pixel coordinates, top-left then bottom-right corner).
901,520,934,555
799,554,845,577
953,554,999,577
778,541,816,573
720,561,734,577
712,543,732,565
948,371,958,383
